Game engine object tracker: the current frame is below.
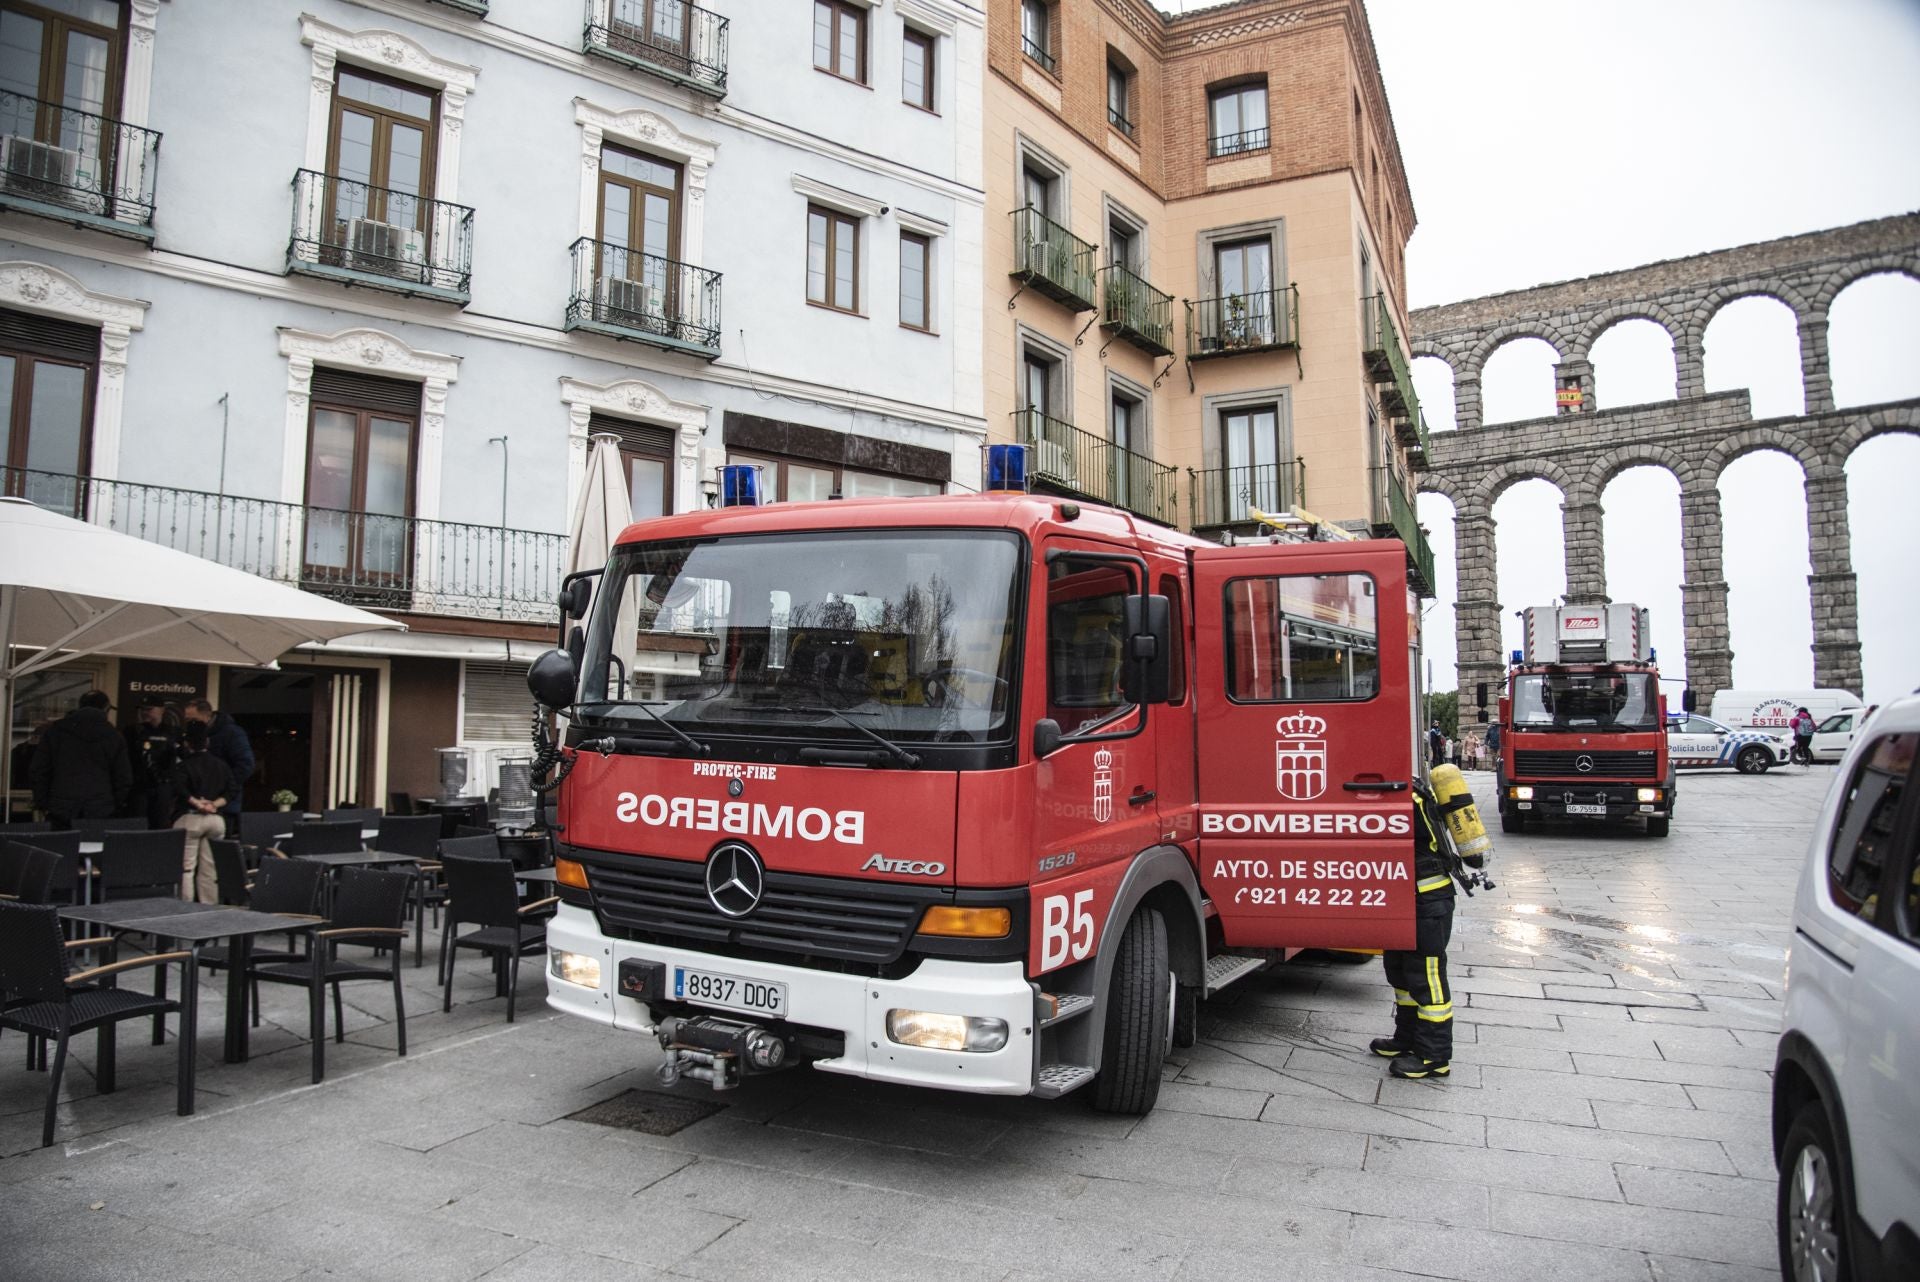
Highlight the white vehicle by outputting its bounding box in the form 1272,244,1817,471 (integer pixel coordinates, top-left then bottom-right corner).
1709,688,1863,732
1666,713,1792,773
1773,693,1920,1281
1810,710,1867,764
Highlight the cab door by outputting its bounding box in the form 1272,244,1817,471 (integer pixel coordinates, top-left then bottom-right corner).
1190,541,1416,950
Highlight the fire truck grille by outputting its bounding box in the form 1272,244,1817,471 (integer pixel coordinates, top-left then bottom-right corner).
1513,749,1660,778
585,854,936,970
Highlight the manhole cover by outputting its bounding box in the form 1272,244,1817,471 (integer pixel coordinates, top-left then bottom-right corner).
568,1089,727,1136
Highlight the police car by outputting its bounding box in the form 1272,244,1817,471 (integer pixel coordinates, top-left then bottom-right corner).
1666,713,1792,773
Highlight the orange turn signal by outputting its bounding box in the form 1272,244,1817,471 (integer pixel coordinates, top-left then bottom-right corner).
555,858,589,890
917,906,1012,939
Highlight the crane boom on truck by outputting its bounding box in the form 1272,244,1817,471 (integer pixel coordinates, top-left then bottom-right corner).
1493,603,1674,837
526,476,1470,1116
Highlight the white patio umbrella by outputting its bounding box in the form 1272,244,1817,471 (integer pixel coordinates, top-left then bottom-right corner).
0,496,403,795
568,433,636,649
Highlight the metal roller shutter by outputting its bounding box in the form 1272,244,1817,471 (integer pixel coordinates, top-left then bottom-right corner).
462,660,531,743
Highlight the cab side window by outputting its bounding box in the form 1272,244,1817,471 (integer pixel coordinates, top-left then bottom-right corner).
1225,572,1378,702
1158,573,1187,706
1046,556,1132,724
1827,733,1918,935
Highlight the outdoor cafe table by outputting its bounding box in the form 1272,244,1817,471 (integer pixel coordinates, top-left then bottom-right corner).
57,899,320,1114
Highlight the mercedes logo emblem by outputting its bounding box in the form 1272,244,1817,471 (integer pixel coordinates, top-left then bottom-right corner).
705,842,765,918
1575,754,1595,773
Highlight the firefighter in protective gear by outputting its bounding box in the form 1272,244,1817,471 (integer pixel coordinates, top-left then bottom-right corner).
1369,789,1454,1078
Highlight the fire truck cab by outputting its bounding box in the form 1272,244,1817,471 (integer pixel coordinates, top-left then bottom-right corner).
533,490,1430,1115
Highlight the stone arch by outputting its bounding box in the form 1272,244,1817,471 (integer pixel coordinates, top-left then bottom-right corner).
1831,403,1920,468
1694,291,1808,418
1478,335,1562,426
1586,315,1679,409
1587,442,1698,497
1825,269,1920,411
1575,302,1685,360
1409,339,1452,366
1473,456,1575,508
1465,324,1565,375
1416,472,1462,506
1411,354,1458,432
1813,255,1920,313
1686,283,1812,356
1702,425,1820,487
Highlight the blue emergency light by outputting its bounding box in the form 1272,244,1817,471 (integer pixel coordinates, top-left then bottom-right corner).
718,464,762,507
984,443,1030,493
1510,649,1523,665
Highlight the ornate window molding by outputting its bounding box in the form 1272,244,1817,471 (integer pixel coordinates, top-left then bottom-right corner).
559,376,711,522
121,1,160,128
0,260,148,483
299,15,479,203
276,326,462,521
895,0,958,37
573,99,716,267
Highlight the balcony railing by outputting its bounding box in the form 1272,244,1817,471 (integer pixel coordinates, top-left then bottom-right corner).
1012,409,1177,525
1369,465,1436,598
565,237,722,359
1022,36,1056,76
287,170,473,303
1009,206,1096,312
584,0,729,97
420,0,489,14
1207,127,1269,159
0,89,160,238
1188,461,1301,530
1099,264,1173,357
4,467,568,624
1108,107,1135,139
1361,293,1427,454
1186,284,1298,359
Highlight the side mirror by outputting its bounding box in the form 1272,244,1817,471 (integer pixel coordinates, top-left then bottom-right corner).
1681,688,1697,713
560,577,593,621
1033,718,1063,760
527,648,578,711
1120,593,1172,705
1475,682,1488,709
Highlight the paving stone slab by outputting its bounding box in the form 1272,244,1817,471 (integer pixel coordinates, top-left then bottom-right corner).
1492,1188,1776,1267
1615,1164,1777,1220
1484,1115,1739,1174
1348,1214,1653,1282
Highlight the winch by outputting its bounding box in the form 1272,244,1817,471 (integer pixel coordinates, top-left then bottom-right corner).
654,1014,790,1091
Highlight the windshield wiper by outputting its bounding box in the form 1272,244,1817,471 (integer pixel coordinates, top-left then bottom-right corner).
574,700,711,757
788,706,921,769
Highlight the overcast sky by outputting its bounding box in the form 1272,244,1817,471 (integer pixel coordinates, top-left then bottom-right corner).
1334,0,1920,707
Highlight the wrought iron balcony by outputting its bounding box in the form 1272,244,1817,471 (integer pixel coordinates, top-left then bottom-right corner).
0,90,160,239
1108,107,1135,140
1188,461,1301,531
1022,35,1056,76
1099,264,1173,357
1186,284,1299,359
584,0,729,97
1207,127,1269,159
1009,206,1096,312
565,238,722,359
1369,465,1436,598
1011,409,1177,525
287,170,473,303
4,467,568,624
419,0,489,14
1361,293,1426,453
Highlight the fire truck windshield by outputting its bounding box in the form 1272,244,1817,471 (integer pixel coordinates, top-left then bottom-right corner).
1511,672,1659,732
578,530,1023,746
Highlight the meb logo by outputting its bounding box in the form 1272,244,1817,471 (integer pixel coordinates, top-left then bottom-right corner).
1274,712,1329,801
1092,749,1114,823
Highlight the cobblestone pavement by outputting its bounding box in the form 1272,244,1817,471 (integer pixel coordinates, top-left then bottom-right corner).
0,767,1828,1281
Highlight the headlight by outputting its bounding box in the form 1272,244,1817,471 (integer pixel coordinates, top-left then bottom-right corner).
548,949,601,988
1511,786,1534,800
885,1010,1009,1053
1636,788,1659,802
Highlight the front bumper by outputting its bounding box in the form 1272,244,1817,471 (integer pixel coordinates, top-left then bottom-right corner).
543,903,1038,1095
1504,783,1670,820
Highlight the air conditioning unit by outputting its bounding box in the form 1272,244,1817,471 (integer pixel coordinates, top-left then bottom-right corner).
343,218,428,282
0,135,94,211
1033,438,1074,484
598,276,666,332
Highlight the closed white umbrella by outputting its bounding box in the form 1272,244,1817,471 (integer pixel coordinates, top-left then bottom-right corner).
568,433,636,661
0,496,403,795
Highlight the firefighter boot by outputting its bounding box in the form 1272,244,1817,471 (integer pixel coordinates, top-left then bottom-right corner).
1370,987,1419,1058
1388,1052,1450,1079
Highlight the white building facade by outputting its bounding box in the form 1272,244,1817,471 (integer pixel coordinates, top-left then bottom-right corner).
0,0,986,810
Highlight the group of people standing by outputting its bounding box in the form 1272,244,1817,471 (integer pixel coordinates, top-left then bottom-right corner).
23,693,255,902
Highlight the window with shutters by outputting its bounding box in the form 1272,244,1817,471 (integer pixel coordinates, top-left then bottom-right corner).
303,368,420,589
590,412,675,521
462,660,531,743
0,305,97,516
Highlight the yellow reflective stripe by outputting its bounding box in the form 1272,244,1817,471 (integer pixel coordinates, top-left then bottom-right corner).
1394,988,1415,1006
1426,957,1444,1005
1417,875,1454,893
1416,1006,1455,1022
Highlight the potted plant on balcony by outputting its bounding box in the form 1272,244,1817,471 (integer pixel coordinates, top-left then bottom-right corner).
271,788,298,813
1105,270,1137,328
1222,293,1251,349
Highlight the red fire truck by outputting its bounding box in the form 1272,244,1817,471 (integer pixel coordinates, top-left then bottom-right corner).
530,486,1437,1115
1493,603,1674,837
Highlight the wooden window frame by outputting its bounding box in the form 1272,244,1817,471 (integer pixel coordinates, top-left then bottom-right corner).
812,0,868,86
1206,79,1270,158
806,203,861,315
1,0,126,119
902,26,936,113
898,230,933,333
325,64,440,247
301,394,420,585
1106,57,1134,140
1020,0,1056,77
596,142,683,283
0,341,97,493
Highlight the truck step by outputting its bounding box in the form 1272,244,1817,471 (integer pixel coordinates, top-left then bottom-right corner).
1205,951,1268,997
1039,992,1093,1029
1033,1062,1096,1098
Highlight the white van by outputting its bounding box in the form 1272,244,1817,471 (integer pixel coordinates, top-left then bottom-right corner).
1709,688,1863,732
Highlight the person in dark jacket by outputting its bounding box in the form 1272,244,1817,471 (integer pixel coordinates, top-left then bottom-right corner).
30,690,132,829
124,698,182,828
170,720,237,902
1368,788,1456,1079
183,698,254,833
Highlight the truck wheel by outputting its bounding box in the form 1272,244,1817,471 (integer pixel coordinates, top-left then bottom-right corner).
1737,746,1771,775
1647,816,1670,837
1090,905,1169,1115
1500,811,1524,834
1778,1102,1849,1282
1172,981,1199,1049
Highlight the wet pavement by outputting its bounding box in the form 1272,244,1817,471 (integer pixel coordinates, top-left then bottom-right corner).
0,766,1826,1280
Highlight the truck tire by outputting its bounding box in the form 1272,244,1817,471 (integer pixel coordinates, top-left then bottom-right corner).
1090,905,1170,1115
1647,816,1670,837
1737,746,1771,775
1500,810,1524,834
1172,981,1199,1049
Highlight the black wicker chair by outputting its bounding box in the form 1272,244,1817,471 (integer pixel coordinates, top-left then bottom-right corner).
0,900,192,1147
438,855,555,1022
377,815,444,968
282,821,364,857
0,820,50,835
209,840,250,907
97,829,186,901
238,812,285,852
322,807,381,828
13,830,79,904
440,833,501,861
250,867,411,1083
201,856,325,1028
2,843,60,905
74,817,150,840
